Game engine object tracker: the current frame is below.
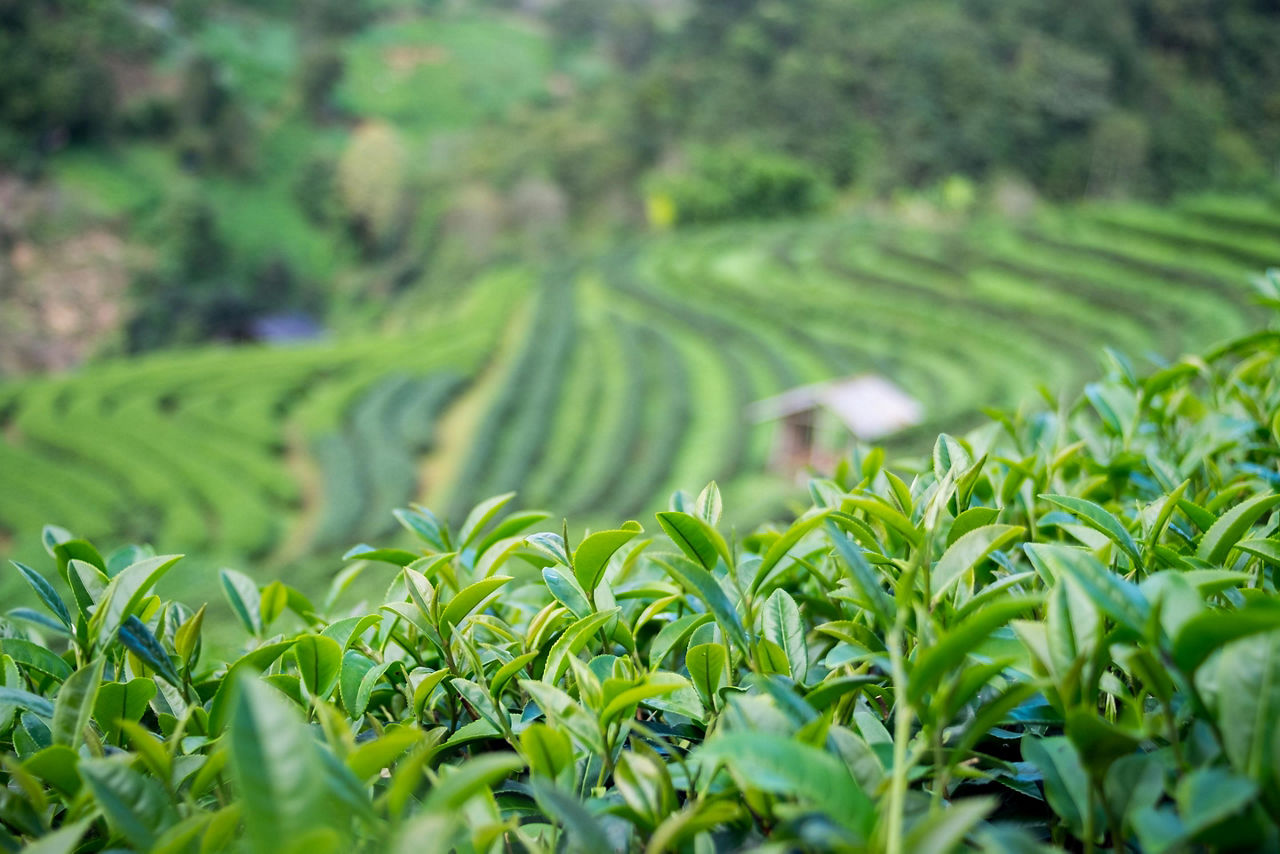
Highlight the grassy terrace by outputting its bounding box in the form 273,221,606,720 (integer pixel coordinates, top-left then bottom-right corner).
0,195,1273,603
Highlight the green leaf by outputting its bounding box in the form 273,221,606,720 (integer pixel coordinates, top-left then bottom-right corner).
1,638,73,682
542,608,619,685
93,679,157,744
841,496,921,548
1024,543,1148,636
600,672,689,725
15,818,92,854
825,521,893,628
1065,709,1141,776
909,595,1040,705
1021,735,1098,842
220,568,262,636
686,642,728,711
149,812,219,854
208,640,298,734
342,544,420,566
1237,538,1280,567
23,744,83,796
1103,753,1165,834
1214,630,1280,785
346,726,424,782
520,723,574,779
648,612,713,670
338,651,377,719
529,778,612,853
655,557,749,652
697,732,874,838
259,580,288,627
490,651,540,698
762,589,808,683
80,756,176,850
394,506,450,551
475,509,552,556
573,523,642,593
755,509,834,593
441,576,512,638
0,686,54,719
948,506,1000,547
174,603,205,666
293,635,343,700
321,614,382,651
381,600,433,636
615,749,676,829
354,661,398,720
88,554,183,649
695,482,723,526
1176,767,1258,837
50,535,104,573
526,531,570,566
656,511,730,571
647,801,745,853
932,524,1025,603
1197,493,1280,564
543,567,593,619
804,675,881,712
458,492,517,549
902,796,995,853
12,561,72,629
66,558,109,617
422,752,525,811
934,432,973,480
1040,495,1140,563
227,676,331,853
51,656,103,748
411,669,451,720
1171,604,1280,673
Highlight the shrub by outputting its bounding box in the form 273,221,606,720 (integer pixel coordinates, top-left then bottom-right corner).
649,148,831,226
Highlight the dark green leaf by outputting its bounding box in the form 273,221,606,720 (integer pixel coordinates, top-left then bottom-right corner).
118,616,182,687
80,756,176,849
12,561,72,629
698,732,874,839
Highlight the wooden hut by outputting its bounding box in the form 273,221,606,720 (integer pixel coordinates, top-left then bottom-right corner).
747,374,923,479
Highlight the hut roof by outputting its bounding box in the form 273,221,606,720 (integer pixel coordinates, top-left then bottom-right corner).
747,374,923,441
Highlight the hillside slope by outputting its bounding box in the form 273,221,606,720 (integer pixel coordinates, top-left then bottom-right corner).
0,195,1275,599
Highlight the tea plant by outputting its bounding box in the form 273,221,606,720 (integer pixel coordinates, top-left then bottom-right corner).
2,286,1279,852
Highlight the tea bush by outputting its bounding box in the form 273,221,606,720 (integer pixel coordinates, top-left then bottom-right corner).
2,279,1279,852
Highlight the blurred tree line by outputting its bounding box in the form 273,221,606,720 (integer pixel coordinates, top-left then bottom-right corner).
2,0,1278,357
516,0,1280,221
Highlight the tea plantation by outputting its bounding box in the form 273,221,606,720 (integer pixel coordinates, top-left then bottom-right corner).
0,276,1278,851
2,195,1273,603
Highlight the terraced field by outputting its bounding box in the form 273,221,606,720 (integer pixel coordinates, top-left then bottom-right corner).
1,195,1275,600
